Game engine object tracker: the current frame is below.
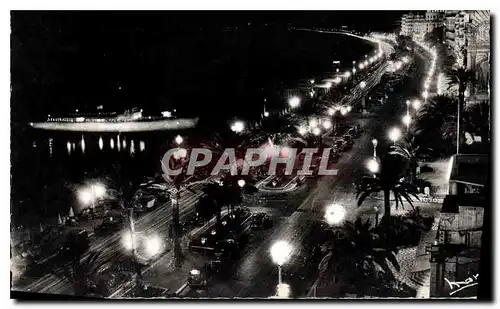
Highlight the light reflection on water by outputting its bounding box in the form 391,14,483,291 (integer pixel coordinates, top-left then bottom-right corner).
59,135,147,157
80,135,86,153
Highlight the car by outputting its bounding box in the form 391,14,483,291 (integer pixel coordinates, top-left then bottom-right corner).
251,213,273,230
94,216,124,237
214,238,241,260
56,230,90,263
330,150,341,162
334,140,347,152
184,213,206,227
343,135,354,146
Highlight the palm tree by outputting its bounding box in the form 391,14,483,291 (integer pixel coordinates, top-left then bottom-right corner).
318,218,400,297
356,155,419,245
415,95,456,131
390,135,432,184
414,95,457,154
54,251,109,297
447,67,476,154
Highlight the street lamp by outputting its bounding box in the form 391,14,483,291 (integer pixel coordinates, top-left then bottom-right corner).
359,63,365,70
340,106,348,116
360,81,366,89
174,135,183,145
312,127,321,136
327,107,335,116
324,203,346,225
231,120,245,133
270,241,292,285
325,82,333,89
309,79,315,84
402,114,411,131
366,158,380,175
422,91,429,101
288,96,301,109
237,179,246,188
78,182,106,208
388,127,402,145
309,118,318,128
372,138,378,158
322,119,332,130
412,99,421,111
298,126,308,136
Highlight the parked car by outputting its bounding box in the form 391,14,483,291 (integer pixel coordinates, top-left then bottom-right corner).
184,213,206,227
56,229,90,263
330,150,341,163
334,140,347,152
251,213,273,230
343,135,354,146
94,216,124,237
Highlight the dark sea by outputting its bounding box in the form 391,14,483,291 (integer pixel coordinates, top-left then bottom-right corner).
11,26,374,226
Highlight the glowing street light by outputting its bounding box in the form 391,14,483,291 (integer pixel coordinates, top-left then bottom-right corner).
231,120,245,133
309,118,318,128
324,203,346,225
352,68,356,74
237,179,246,188
340,106,348,116
372,138,378,158
422,91,429,100
327,107,335,116
322,119,332,130
144,234,163,257
360,81,366,89
359,63,365,70
174,135,183,145
366,158,380,174
298,126,308,136
325,82,333,89
412,99,421,111
312,127,321,136
309,79,315,84
270,241,292,284
402,114,411,130
288,96,301,108
388,127,402,145
78,182,106,208
364,60,368,66
344,71,351,78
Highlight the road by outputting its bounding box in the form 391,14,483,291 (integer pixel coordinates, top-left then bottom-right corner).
182,47,428,298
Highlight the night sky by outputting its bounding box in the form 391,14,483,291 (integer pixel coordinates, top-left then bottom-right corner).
10,11,404,122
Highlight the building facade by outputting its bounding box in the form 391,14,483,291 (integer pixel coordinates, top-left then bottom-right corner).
400,11,445,42
429,154,488,298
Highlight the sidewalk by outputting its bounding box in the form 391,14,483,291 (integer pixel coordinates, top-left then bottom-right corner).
412,215,440,298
